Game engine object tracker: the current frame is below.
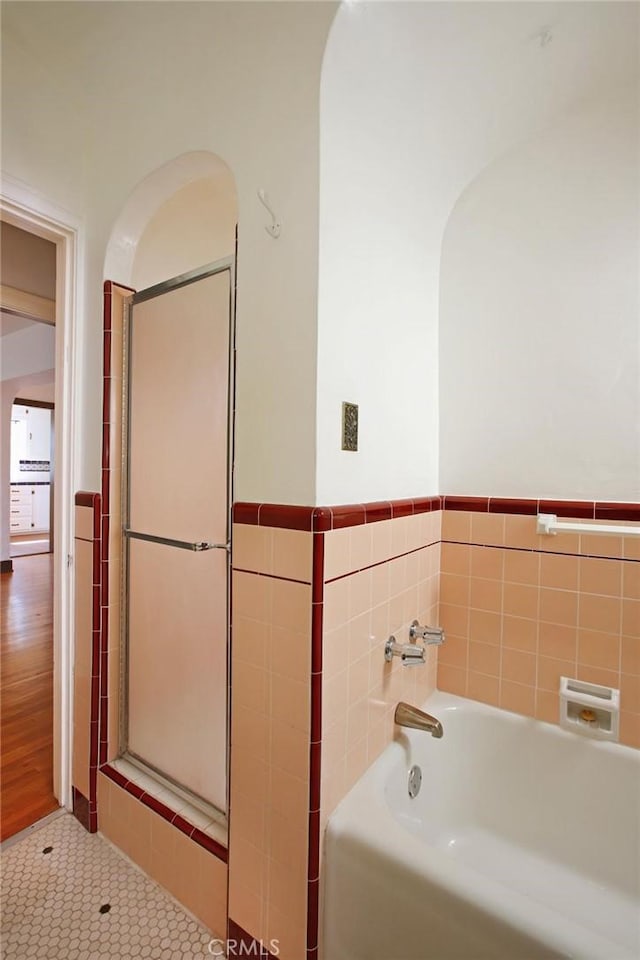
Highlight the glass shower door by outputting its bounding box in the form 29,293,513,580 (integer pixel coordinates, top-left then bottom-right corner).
123,263,232,814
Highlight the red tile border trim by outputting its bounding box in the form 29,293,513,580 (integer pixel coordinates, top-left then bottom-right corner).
306,879,320,954
99,285,112,770
232,496,443,531
233,496,639,530
538,499,595,519
364,501,393,522
100,763,229,864
450,496,640,519
443,496,490,512
231,568,311,587
324,537,442,586
75,491,99,509
595,502,640,521
73,490,102,833
259,503,313,531
232,502,260,525
227,920,277,958
488,498,538,515
72,787,91,832
104,279,136,295
440,540,639,563
330,504,366,529
306,531,324,953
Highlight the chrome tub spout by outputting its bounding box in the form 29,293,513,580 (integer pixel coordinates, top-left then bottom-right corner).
395,701,443,738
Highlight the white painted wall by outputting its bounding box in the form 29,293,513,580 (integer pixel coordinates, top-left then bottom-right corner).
440,91,639,500
318,4,440,504
318,1,638,504
131,176,237,291
1,323,56,381
4,2,638,508
2,1,337,505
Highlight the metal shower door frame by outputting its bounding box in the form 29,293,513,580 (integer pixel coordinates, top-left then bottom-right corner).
119,256,235,818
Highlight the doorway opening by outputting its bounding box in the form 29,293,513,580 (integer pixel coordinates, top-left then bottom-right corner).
10,397,54,559
1,183,79,837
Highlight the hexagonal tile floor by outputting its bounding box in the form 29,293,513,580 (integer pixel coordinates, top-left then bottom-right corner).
1,813,219,959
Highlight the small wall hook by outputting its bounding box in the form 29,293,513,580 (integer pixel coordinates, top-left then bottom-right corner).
537,26,553,48
257,189,281,239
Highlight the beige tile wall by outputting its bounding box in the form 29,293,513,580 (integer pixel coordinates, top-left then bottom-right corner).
229,524,313,960
438,511,640,748
321,511,441,829
98,773,227,936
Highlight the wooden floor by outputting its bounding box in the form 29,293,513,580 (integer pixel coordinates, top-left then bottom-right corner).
1,553,58,840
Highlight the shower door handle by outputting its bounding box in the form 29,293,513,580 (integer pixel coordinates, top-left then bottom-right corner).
124,529,230,552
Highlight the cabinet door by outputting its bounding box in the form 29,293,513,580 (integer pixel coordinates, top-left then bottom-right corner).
9,503,32,519
10,517,32,533
25,408,52,462
32,487,51,533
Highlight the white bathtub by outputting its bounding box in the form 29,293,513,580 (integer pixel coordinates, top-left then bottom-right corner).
323,691,640,960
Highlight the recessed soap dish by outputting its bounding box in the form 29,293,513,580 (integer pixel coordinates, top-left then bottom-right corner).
559,677,620,741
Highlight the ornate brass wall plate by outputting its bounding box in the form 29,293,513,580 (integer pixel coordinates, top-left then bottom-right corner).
342,401,358,451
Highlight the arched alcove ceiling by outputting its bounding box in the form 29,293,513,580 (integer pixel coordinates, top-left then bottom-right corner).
104,151,236,286
316,1,637,504
322,1,637,242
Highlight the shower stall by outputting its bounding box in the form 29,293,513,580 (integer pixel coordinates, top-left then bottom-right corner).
119,259,234,818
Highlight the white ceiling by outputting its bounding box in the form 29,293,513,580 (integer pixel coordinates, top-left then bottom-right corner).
323,1,638,229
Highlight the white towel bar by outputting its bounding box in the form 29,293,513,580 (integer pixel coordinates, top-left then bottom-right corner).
536,513,640,537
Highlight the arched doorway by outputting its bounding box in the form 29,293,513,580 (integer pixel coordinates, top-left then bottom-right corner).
97,151,237,828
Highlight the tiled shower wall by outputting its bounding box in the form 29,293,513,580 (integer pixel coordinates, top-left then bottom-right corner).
320,510,440,829
229,524,313,960
229,496,443,959
437,506,640,748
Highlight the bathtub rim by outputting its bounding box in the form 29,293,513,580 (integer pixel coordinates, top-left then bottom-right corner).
323,688,640,960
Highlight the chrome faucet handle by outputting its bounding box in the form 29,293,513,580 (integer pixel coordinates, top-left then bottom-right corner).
410,620,445,645
385,636,426,665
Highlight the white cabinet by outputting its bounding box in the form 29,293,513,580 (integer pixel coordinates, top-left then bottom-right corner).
15,405,51,462
28,414,51,462
10,405,52,480
33,486,51,532
9,486,34,533
9,484,51,535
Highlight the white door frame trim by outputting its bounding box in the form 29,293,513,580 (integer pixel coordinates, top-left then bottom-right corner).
1,176,82,809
